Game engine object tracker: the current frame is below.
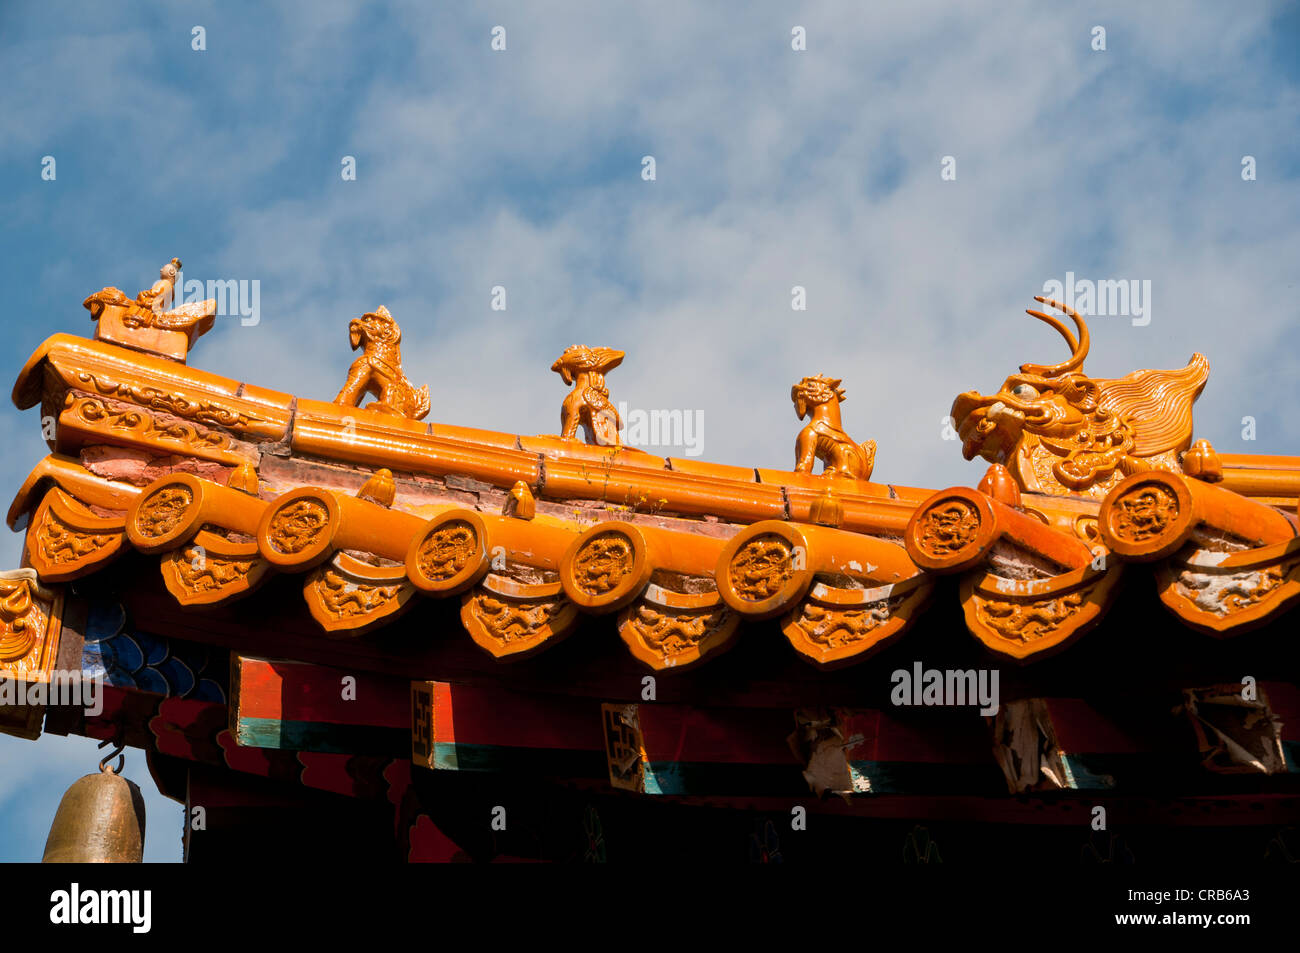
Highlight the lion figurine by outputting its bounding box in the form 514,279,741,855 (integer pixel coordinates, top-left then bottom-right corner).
334,306,430,420
792,375,876,480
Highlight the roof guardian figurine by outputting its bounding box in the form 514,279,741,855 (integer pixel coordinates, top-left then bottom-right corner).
551,345,624,445
791,374,876,480
334,306,431,421
81,256,218,362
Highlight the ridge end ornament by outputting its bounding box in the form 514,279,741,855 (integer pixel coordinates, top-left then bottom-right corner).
82,256,218,362
951,296,1208,498
0,568,60,684
334,306,431,421
551,345,624,445
791,375,876,480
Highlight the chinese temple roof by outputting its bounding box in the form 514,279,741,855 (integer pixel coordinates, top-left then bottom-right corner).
6,269,1300,684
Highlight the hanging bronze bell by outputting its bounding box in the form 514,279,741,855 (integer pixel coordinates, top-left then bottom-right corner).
42,744,146,863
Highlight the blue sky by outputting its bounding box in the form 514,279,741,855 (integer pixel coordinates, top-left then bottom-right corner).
1,1,1297,861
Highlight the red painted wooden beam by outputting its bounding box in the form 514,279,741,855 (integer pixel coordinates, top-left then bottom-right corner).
231,656,409,755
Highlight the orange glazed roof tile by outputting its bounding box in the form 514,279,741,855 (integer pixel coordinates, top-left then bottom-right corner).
5,276,1300,678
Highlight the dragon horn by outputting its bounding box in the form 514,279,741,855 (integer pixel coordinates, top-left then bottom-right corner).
1019,295,1089,377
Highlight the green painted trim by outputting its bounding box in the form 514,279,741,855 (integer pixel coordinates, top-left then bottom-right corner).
235,716,407,754
428,741,607,778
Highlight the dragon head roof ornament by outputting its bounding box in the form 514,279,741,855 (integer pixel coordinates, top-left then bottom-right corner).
951,296,1210,498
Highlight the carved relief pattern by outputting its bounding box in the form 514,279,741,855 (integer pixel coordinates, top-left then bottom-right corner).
0,578,41,663
170,545,256,596
135,485,194,539
1022,441,1129,499
1040,420,1134,492
1173,565,1285,616
791,598,903,649
267,499,330,554
974,591,1087,643
729,534,795,601
416,521,479,582
1108,482,1179,543
916,500,980,557
572,533,635,595
466,593,568,647
36,508,116,566
67,394,230,452
0,574,56,684
624,604,732,662
314,569,403,620
75,372,259,429
1074,515,1102,546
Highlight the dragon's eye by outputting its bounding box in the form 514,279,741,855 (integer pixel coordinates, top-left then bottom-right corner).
1011,383,1040,400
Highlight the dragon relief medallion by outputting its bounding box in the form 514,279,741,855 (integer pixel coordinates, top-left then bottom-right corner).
416,521,480,582
916,500,980,557
1107,482,1179,544
136,485,194,539
729,534,795,601
572,533,635,596
267,499,330,554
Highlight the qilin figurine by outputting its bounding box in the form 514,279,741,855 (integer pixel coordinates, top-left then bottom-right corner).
334,306,430,421
792,375,876,480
